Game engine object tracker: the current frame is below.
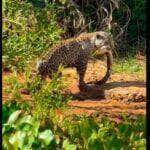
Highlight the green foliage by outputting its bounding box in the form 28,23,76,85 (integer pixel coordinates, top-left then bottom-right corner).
2,102,146,150
63,139,77,150
2,0,62,71
27,72,71,119
112,0,146,54
2,100,29,124
112,58,144,73
3,68,71,122
61,115,146,150
4,72,28,102
2,110,56,149
124,0,146,45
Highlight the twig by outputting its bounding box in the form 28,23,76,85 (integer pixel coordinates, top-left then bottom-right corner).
115,1,131,40
74,20,94,37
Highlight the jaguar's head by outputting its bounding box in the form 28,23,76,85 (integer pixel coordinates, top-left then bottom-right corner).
91,31,114,51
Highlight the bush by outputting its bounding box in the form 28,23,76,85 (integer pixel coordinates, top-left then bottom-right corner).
2,110,56,149
2,104,146,149
2,0,63,71
29,72,71,119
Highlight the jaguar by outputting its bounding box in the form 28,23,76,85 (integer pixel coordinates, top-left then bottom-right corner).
36,31,114,92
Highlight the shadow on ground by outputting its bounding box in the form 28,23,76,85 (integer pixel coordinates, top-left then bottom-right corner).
67,80,145,101
103,81,145,90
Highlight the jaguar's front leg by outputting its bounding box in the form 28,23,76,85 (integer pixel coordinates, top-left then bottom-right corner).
76,62,89,92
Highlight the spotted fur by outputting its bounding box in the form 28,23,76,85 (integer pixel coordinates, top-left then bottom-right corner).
37,31,113,92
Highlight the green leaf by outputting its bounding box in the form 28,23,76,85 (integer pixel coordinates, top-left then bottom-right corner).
2,124,14,135
27,135,36,148
19,115,35,125
2,105,9,124
38,129,54,146
9,131,27,149
18,115,40,136
87,133,104,150
2,135,14,150
118,124,127,134
98,126,108,138
19,123,32,132
62,139,76,150
108,135,122,150
7,110,23,124
133,139,146,149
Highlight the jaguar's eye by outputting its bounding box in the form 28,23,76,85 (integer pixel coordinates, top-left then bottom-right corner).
96,34,103,39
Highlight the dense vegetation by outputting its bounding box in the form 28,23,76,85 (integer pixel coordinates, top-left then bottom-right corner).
3,106,146,149
2,77,146,149
2,0,146,71
2,0,146,149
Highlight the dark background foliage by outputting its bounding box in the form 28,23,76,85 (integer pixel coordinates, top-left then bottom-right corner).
28,0,146,54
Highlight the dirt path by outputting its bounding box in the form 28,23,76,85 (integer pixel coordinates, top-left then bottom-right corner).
3,61,146,119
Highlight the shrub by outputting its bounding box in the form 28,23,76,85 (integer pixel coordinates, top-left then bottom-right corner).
2,106,146,150
2,0,63,71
